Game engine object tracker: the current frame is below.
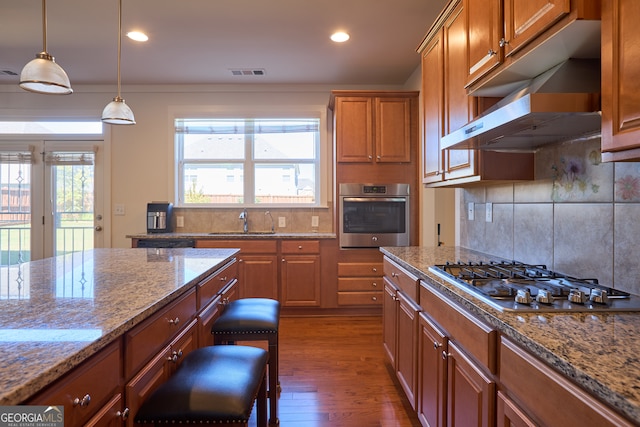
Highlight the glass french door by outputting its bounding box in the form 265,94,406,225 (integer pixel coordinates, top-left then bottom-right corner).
0,141,104,264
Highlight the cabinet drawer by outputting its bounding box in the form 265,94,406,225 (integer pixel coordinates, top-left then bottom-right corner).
281,240,319,254
337,291,382,306
338,262,384,277
500,337,634,427
125,289,196,378
383,258,418,301
29,340,122,427
338,277,382,291
198,260,237,309
420,283,496,373
196,239,277,253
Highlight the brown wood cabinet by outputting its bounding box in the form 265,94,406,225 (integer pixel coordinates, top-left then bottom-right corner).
601,0,640,161
419,0,534,187
464,0,600,94
281,240,321,307
418,283,497,427
28,340,123,427
332,93,415,163
418,313,448,427
337,255,384,307
500,337,634,427
383,259,420,410
197,240,278,300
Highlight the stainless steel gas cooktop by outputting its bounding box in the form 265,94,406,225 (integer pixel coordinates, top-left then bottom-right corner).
429,260,640,312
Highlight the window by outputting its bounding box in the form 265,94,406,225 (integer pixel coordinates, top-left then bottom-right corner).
175,118,320,206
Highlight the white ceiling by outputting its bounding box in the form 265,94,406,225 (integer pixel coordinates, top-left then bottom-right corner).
1,0,448,87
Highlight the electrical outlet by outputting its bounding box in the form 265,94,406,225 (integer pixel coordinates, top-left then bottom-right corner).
311,216,319,227
278,217,286,228
467,203,475,221
114,204,125,216
486,203,493,223
176,216,184,228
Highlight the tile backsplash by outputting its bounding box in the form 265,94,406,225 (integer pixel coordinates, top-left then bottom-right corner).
460,136,640,295
173,203,334,234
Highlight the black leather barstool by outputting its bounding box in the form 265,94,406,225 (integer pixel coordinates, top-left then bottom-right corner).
212,298,280,426
134,345,268,427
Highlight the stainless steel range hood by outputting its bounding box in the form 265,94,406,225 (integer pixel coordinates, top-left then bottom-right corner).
441,59,601,151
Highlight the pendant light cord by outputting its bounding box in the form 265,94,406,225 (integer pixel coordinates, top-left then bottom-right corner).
41,0,47,52
116,0,123,98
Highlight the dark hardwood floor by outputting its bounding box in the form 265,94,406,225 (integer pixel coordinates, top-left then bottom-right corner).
271,316,421,427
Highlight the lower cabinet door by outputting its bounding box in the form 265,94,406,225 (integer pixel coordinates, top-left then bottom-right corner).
396,290,420,409
446,341,495,427
418,313,448,427
496,391,536,427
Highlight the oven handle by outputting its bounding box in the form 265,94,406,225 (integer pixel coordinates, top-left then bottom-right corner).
342,197,407,202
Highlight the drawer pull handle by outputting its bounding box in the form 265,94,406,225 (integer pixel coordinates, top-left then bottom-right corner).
372,282,377,287
168,317,180,326
73,394,91,407
372,267,377,273
116,408,130,420
372,296,378,301
442,351,451,360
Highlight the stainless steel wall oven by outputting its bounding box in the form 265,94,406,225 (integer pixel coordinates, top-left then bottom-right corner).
339,183,410,248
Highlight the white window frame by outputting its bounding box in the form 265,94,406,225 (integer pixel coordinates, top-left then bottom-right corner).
172,108,329,208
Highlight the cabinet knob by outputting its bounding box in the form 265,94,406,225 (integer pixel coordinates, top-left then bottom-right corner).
298,245,303,249
116,408,130,421
499,38,509,48
168,317,180,326
219,276,227,281
368,155,373,160
372,267,377,273
488,49,497,56
282,258,286,263
372,282,377,287
433,341,442,350
376,155,381,160
442,350,451,360
73,394,91,407
372,296,377,301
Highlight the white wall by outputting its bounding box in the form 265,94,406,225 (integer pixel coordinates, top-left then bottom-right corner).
0,83,410,248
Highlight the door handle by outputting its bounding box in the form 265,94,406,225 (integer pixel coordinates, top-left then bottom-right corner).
94,225,103,231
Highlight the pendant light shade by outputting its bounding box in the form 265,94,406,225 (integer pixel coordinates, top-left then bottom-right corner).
19,0,73,95
102,96,136,125
102,0,135,125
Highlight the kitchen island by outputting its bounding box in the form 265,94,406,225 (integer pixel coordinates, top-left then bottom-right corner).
381,245,640,424
0,247,239,408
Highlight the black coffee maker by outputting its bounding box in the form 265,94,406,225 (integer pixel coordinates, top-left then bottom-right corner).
147,202,173,233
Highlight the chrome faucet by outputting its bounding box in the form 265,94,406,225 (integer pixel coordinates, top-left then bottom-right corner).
239,208,248,233
265,211,275,233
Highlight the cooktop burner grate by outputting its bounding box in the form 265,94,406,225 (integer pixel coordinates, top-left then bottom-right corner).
429,260,640,312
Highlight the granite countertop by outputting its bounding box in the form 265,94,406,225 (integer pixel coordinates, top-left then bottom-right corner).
380,246,640,423
0,247,239,406
126,232,337,240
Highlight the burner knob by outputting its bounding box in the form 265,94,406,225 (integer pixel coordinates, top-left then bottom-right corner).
568,289,587,304
589,288,609,304
536,289,554,304
515,289,532,305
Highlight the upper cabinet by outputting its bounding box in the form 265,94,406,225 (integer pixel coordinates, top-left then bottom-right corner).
331,92,417,163
601,0,640,161
465,0,600,96
419,0,534,187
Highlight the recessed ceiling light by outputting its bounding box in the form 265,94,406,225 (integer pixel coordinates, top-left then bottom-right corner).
127,31,148,42
330,32,350,43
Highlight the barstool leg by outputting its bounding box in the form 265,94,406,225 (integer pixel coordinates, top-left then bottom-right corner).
268,334,279,425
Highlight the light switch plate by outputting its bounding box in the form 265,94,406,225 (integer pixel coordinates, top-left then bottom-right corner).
311,216,319,227
467,203,475,221
114,204,125,216
176,216,184,228
486,203,493,223
278,217,286,228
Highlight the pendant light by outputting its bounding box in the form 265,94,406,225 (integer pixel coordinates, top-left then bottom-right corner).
102,0,136,125
19,0,73,95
